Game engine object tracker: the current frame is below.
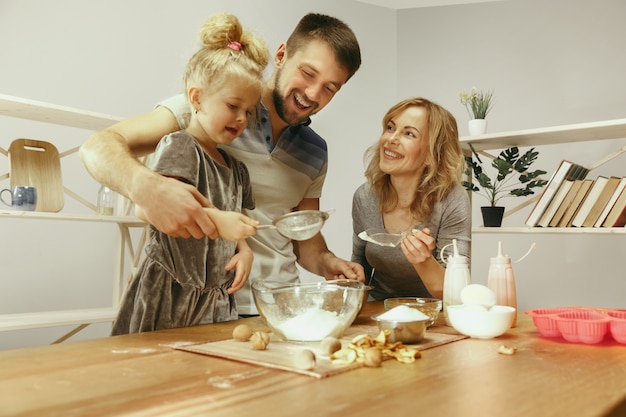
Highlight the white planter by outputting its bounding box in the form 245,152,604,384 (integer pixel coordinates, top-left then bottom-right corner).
468,119,488,135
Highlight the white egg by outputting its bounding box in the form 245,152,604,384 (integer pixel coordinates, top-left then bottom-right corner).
461,284,496,309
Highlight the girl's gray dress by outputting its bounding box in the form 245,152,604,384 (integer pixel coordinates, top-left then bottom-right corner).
111,131,255,335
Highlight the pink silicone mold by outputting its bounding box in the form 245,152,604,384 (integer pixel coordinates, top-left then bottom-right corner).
525,307,626,345
525,307,578,338
607,310,626,344
555,310,610,344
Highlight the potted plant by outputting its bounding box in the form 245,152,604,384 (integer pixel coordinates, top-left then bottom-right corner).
463,144,548,226
459,87,494,135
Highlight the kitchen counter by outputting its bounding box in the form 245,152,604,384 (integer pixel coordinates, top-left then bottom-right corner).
1,302,625,417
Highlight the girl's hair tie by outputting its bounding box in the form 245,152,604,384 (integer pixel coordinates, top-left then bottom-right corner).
227,41,242,51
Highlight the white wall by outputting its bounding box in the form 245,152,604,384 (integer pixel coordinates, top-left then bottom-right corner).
0,0,396,349
1,0,624,349
396,0,626,310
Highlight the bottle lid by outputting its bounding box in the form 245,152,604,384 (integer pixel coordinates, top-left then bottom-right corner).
441,239,469,264
451,255,469,264
491,241,511,264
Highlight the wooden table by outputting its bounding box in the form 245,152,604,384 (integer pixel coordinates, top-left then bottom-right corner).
1,302,625,417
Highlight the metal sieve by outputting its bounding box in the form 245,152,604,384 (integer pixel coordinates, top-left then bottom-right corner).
256,209,335,240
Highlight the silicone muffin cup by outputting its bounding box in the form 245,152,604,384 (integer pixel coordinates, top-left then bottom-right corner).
525,307,578,338
555,310,611,344
608,310,626,344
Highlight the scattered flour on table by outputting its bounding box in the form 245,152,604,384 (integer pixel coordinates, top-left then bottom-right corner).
276,308,342,341
111,347,159,354
162,341,198,347
377,305,429,321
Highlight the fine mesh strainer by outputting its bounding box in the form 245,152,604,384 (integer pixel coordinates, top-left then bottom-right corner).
358,225,427,247
256,209,335,240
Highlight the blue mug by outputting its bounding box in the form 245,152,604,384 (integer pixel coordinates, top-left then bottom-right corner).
0,185,37,211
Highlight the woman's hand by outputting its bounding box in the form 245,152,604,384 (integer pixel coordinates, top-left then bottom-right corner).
401,228,444,298
400,228,436,265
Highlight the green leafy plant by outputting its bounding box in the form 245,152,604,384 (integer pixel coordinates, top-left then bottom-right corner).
460,87,494,119
463,144,548,207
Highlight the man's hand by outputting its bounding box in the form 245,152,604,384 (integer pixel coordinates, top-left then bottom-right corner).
321,252,366,282
133,173,219,239
79,106,221,240
290,197,364,282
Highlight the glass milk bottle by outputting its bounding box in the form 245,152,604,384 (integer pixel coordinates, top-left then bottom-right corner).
441,239,471,326
97,185,116,215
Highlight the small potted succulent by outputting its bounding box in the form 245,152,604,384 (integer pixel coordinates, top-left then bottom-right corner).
463,144,548,226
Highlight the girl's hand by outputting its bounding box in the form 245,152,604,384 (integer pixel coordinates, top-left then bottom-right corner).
226,244,253,294
204,207,259,241
400,228,435,265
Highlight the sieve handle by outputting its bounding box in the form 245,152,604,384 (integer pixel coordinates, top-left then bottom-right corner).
256,224,277,230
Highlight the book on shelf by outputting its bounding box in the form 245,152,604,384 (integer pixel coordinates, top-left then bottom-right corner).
548,179,584,227
525,160,589,227
581,176,622,227
594,177,626,227
558,179,594,227
571,176,609,227
536,179,574,227
601,186,626,227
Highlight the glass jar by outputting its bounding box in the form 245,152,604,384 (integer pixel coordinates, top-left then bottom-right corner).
97,185,116,215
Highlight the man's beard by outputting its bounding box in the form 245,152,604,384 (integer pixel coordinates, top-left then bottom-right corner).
272,67,316,126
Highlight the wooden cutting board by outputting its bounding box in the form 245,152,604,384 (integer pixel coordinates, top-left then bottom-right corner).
173,324,467,379
8,138,64,212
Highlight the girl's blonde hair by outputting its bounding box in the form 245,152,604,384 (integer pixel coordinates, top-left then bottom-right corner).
184,13,269,98
364,97,464,222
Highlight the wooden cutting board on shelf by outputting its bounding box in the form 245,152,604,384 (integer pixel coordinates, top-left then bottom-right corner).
8,138,64,212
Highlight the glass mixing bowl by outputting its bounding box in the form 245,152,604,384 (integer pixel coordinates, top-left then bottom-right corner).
251,279,365,342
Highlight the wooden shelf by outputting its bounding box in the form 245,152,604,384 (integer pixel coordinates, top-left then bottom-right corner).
473,226,626,234
465,119,626,235
0,93,122,130
0,308,118,332
460,118,626,151
0,209,145,227
0,93,144,344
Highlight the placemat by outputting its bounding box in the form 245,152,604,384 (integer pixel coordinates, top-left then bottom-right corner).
174,325,467,379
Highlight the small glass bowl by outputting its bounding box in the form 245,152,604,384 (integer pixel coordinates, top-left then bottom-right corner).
383,297,442,327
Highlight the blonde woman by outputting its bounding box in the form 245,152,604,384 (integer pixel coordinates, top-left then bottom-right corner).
352,97,471,301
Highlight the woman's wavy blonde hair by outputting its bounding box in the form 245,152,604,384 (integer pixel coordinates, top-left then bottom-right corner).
364,97,464,222
183,13,269,104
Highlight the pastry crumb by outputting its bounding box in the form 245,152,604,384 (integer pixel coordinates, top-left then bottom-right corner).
498,345,517,355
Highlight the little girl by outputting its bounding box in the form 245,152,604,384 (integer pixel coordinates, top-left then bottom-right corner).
112,13,269,334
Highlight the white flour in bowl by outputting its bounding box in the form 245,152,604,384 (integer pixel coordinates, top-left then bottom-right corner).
276,308,343,341
377,305,429,322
